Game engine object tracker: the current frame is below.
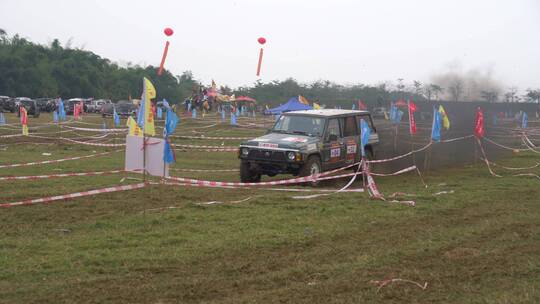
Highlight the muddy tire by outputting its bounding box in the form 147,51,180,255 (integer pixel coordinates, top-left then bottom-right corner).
299,155,322,186
240,161,261,183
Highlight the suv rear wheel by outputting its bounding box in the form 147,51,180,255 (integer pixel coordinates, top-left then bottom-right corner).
299,155,322,186
240,162,261,183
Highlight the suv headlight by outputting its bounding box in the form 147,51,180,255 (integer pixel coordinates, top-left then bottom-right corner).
241,147,250,156
287,151,296,160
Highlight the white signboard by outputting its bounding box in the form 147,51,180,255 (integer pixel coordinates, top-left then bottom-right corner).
125,135,169,177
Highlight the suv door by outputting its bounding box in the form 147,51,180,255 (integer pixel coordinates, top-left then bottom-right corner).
341,115,360,164
322,118,346,170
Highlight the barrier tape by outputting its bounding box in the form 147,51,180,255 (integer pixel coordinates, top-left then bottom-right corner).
173,144,237,149
476,137,502,177
171,135,251,140
175,148,237,152
63,126,128,132
0,183,146,208
480,158,540,171
169,168,238,172
484,137,528,152
0,149,122,169
0,169,127,181
367,142,433,164
62,137,126,147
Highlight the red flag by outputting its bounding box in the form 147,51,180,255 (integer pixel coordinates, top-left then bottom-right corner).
474,107,484,137
408,100,417,135
358,100,367,110
74,104,80,120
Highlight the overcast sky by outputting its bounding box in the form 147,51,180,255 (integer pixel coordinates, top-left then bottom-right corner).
1,0,539,90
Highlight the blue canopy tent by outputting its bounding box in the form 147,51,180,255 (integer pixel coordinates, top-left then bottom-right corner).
265,97,312,115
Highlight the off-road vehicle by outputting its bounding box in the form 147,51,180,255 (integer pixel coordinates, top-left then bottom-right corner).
238,109,379,183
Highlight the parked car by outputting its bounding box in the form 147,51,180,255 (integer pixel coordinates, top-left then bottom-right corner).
371,107,387,119
238,109,379,183
87,99,110,113
0,96,17,113
101,100,137,117
35,98,56,112
65,98,89,114
0,95,11,112
15,97,40,118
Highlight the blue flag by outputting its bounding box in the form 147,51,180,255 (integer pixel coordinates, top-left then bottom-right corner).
221,110,225,121
162,108,179,164
192,108,197,118
395,110,404,123
58,99,66,120
231,113,237,125
492,113,498,126
360,119,371,157
236,108,240,117
0,112,5,125
352,103,356,110
163,141,175,164
389,103,396,121
53,111,58,123
136,98,145,128
431,107,442,142
157,107,163,119
522,112,528,129
164,108,179,137
113,108,120,127
162,99,170,110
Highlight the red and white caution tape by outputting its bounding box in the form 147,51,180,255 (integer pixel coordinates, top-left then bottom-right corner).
63,125,128,132
62,137,125,147
171,135,251,140
169,168,238,172
480,158,540,171
175,148,237,152
0,149,122,169
173,143,237,149
0,169,127,181
476,137,502,177
484,137,528,152
367,142,433,164
0,183,146,208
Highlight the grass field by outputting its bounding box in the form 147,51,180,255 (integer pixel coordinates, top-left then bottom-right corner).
0,112,539,303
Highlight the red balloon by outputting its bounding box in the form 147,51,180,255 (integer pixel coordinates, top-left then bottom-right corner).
164,28,174,36
257,37,266,45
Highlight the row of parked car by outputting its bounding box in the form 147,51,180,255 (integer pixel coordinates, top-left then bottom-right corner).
0,96,116,117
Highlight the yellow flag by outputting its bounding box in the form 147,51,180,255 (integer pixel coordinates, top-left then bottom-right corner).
143,77,156,136
299,95,310,105
20,107,28,136
438,105,450,130
313,102,321,110
384,111,389,120
127,116,142,137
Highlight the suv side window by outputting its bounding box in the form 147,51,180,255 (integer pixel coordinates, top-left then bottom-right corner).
325,118,341,142
342,116,358,137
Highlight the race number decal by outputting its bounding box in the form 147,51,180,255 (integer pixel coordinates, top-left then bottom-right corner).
347,144,357,154
330,148,341,157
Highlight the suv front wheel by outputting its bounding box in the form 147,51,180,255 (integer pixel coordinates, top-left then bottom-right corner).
240,162,261,183
299,155,321,186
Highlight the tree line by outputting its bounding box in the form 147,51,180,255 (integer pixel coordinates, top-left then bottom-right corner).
1,30,538,107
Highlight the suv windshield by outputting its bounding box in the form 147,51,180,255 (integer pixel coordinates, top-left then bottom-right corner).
272,115,324,136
